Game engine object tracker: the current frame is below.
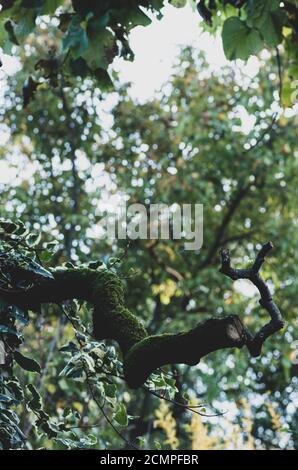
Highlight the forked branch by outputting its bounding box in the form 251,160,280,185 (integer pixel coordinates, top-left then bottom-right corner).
220,242,285,357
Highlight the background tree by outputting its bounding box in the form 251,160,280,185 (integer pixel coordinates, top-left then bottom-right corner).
0,38,297,449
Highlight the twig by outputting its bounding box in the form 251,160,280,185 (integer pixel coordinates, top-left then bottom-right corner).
142,385,225,418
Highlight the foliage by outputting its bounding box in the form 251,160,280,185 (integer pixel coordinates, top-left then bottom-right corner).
198,0,298,107
0,38,297,449
154,400,179,450
0,1,297,106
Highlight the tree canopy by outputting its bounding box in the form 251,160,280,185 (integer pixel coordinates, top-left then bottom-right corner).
1,1,298,105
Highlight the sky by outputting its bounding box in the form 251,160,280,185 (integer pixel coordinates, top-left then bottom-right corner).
113,3,259,102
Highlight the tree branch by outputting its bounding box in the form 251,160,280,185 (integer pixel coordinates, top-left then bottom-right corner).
219,241,285,357
0,243,285,389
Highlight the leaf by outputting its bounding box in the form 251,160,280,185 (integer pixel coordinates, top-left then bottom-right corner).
0,219,18,233
41,0,62,14
69,57,90,78
55,434,97,449
59,341,79,354
0,325,22,340
125,6,152,28
93,68,114,91
88,260,104,270
170,0,187,7
62,15,88,59
6,380,24,401
260,10,285,47
245,0,285,47
14,12,36,42
114,403,128,427
222,17,263,61
14,351,41,374
87,12,110,32
104,383,117,398
111,6,152,32
27,384,42,410
0,300,27,326
23,76,39,108
0,393,15,403
83,29,117,71
21,255,54,280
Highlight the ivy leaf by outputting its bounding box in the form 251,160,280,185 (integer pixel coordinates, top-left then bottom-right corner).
60,341,79,354
114,403,128,427
0,219,18,233
103,383,117,398
27,384,42,410
0,325,23,340
222,17,263,60
14,351,41,374
88,260,104,270
55,434,97,449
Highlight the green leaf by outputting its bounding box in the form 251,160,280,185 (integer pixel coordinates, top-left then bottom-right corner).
14,351,41,374
41,0,62,14
245,0,285,47
14,12,36,42
125,6,152,28
170,0,187,8
83,29,117,71
112,6,152,32
62,15,88,59
260,10,285,47
60,341,79,354
94,68,114,91
114,403,128,427
104,383,117,398
222,17,263,60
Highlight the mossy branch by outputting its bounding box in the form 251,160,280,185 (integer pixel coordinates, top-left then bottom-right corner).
0,243,284,389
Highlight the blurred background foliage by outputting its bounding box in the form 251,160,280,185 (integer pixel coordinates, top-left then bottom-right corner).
0,7,297,450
